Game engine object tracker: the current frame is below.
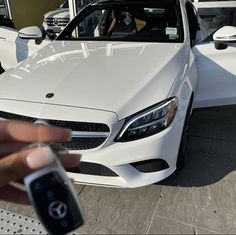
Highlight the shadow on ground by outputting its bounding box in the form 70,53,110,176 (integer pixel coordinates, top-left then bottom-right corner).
159,105,236,187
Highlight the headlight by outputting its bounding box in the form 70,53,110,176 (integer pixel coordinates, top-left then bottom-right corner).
116,97,178,142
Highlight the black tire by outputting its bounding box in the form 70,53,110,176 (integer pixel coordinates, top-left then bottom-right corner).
0,63,5,75
176,95,193,170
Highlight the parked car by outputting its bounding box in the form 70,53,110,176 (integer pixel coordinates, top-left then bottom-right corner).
43,0,92,39
42,0,70,39
0,0,14,29
0,0,236,188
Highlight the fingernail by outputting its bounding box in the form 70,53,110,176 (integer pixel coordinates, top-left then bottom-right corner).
26,146,56,169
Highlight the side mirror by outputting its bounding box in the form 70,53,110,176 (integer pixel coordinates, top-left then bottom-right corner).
213,26,236,50
18,26,43,44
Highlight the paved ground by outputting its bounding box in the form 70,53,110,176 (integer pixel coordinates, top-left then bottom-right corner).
1,105,236,234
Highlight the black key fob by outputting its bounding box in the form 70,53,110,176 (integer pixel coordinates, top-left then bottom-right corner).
24,145,84,235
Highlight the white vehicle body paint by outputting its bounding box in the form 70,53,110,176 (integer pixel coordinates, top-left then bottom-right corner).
0,0,235,187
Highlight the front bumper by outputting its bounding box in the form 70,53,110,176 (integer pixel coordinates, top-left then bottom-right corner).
69,109,186,188
0,99,186,188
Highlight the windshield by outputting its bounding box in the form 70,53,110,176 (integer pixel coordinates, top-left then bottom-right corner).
61,0,68,8
57,2,183,43
61,0,92,9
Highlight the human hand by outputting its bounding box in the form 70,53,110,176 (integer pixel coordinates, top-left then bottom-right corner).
0,120,81,204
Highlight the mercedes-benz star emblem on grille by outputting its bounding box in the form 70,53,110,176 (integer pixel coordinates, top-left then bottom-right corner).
48,201,67,219
34,119,49,126
53,18,59,25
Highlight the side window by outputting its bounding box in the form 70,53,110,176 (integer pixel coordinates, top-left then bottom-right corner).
76,0,92,12
197,7,236,42
186,2,199,46
73,10,103,37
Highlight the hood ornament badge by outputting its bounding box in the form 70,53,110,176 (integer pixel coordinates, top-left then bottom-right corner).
46,93,54,99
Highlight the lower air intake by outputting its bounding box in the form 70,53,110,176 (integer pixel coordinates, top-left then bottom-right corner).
131,159,169,173
68,162,118,177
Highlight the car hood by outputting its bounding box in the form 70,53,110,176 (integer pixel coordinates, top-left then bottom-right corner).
0,41,187,120
44,8,69,19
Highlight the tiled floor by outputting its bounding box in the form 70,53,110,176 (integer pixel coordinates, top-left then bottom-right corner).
1,106,236,234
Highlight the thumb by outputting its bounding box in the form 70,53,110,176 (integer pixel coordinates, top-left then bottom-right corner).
0,146,55,188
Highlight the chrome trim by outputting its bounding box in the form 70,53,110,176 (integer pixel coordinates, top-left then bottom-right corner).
71,131,109,138
34,119,50,126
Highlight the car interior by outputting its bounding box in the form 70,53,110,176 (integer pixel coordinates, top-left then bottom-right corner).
63,4,182,43
98,6,180,42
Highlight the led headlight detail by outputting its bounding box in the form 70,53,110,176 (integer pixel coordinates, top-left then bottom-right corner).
116,97,178,142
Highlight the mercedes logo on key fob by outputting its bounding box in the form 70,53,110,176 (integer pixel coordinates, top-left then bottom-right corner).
49,201,68,219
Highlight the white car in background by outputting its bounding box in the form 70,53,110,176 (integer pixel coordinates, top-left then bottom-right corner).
0,0,235,188
43,0,70,38
43,0,92,39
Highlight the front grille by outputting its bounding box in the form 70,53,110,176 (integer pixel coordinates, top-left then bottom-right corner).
45,18,70,26
0,111,110,150
45,18,55,26
50,120,109,132
68,162,118,177
62,137,107,150
0,111,36,122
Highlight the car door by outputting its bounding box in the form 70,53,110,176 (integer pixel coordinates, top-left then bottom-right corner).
192,1,236,108
0,26,50,71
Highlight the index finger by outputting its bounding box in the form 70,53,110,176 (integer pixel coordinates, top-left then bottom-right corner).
0,120,71,143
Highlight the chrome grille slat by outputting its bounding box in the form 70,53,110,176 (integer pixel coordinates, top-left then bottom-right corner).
63,137,107,150
71,131,109,138
50,119,109,132
45,18,70,26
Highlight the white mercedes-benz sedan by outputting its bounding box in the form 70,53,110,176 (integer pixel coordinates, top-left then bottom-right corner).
0,0,236,188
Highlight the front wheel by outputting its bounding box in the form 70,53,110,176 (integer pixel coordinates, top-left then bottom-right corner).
0,63,5,75
176,96,193,170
